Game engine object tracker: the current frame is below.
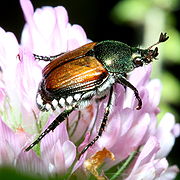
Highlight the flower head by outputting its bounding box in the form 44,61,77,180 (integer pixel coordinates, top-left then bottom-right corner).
0,0,179,179
0,0,87,175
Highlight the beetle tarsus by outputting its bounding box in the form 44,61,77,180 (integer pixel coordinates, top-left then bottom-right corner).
135,95,142,110
33,52,65,62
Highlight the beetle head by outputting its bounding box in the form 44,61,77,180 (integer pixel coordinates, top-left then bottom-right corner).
132,33,169,68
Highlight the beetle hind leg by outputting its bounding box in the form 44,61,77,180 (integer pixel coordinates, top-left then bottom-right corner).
25,106,75,151
79,86,114,157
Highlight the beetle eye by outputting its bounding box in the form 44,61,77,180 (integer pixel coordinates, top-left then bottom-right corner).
133,57,143,67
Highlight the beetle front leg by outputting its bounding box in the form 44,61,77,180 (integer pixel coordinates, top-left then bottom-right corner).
79,86,114,157
33,52,65,62
117,75,142,110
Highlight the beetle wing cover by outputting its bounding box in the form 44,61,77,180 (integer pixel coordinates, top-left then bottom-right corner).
43,42,97,77
43,56,108,94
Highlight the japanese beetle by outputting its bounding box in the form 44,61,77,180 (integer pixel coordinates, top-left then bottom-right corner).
25,33,169,155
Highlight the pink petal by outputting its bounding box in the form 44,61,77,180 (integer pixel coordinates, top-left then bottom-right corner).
114,83,125,109
0,140,15,164
78,132,91,153
72,151,87,173
67,24,88,50
172,123,180,138
0,28,20,110
54,6,69,27
0,118,21,153
103,113,151,170
155,165,179,180
16,150,46,174
129,65,152,87
33,7,56,39
97,108,121,148
41,120,69,154
146,79,162,108
29,7,57,54
51,140,76,173
125,158,168,180
120,113,151,159
69,105,96,142
72,133,91,172
63,140,76,168
16,48,41,109
0,88,5,103
53,6,69,53
156,113,177,158
129,136,160,177
0,118,30,166
119,108,134,136
154,158,168,177
53,140,66,173
20,0,34,23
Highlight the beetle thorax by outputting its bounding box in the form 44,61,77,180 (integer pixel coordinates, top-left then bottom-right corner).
94,40,134,73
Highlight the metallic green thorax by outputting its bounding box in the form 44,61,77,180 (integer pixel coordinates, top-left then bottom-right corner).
93,40,150,74
94,40,134,73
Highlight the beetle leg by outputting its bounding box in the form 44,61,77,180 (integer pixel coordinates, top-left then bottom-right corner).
117,75,142,110
33,52,65,62
79,86,114,157
25,106,75,151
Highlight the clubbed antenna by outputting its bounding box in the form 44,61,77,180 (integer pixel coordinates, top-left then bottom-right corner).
159,32,169,42
148,32,169,50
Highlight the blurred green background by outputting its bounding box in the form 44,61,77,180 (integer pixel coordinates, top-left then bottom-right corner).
0,0,179,179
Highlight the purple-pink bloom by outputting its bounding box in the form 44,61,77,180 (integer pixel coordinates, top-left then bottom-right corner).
125,136,169,180
0,117,27,165
73,67,180,179
40,117,76,174
0,0,87,175
20,0,88,55
0,0,179,179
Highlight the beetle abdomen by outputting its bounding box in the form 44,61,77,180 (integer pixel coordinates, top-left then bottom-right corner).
36,74,115,111
36,90,83,111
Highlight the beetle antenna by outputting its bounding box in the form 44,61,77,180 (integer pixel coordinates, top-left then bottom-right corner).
147,32,169,50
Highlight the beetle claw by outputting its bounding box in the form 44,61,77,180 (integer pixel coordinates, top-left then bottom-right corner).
136,105,141,110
